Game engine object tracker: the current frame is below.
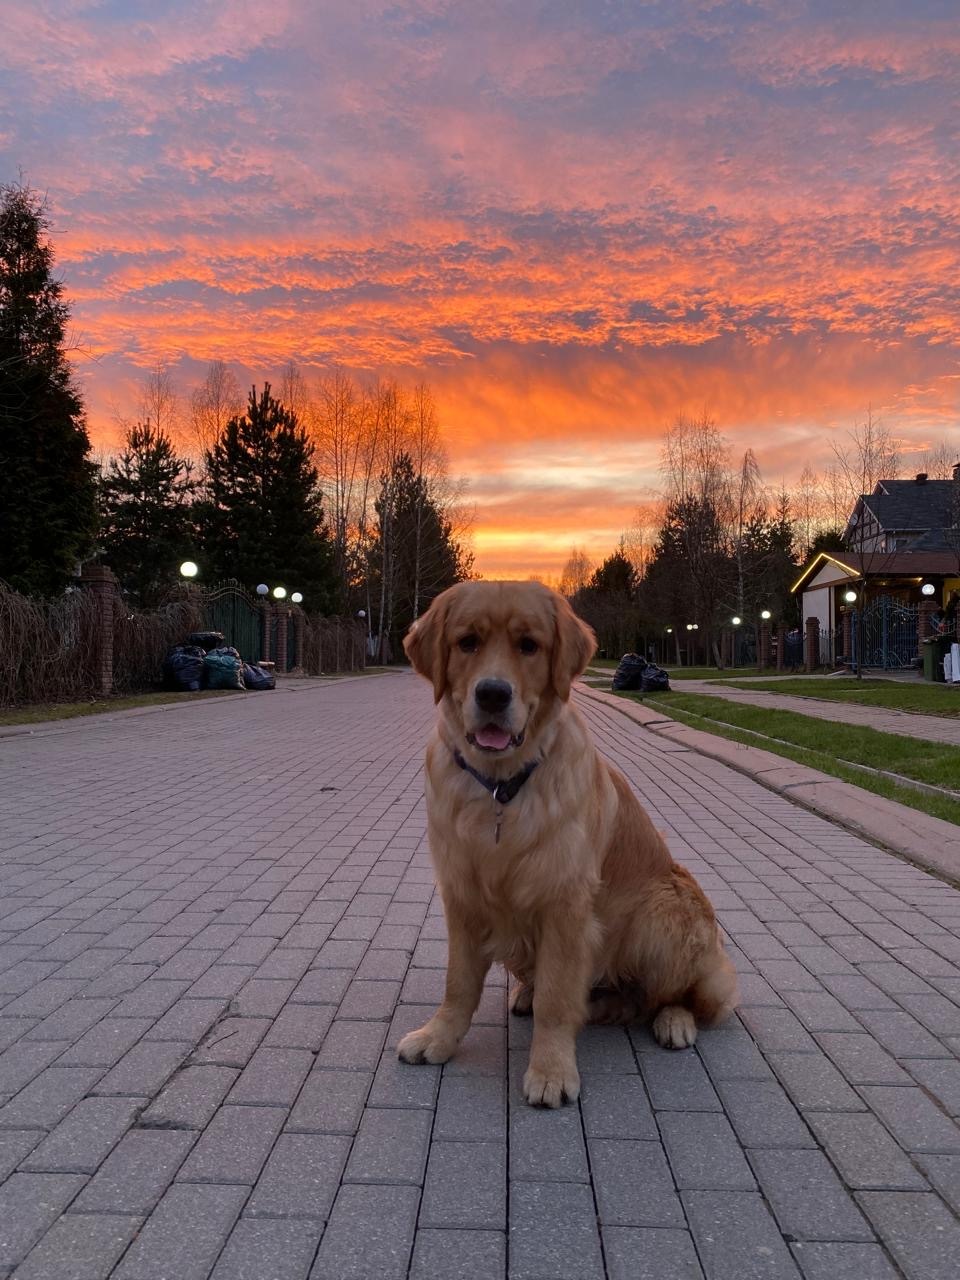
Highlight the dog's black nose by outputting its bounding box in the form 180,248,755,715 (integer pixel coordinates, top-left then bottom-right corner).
475,678,513,714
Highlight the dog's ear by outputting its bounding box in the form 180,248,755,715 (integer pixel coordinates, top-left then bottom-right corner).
404,592,451,702
551,593,596,700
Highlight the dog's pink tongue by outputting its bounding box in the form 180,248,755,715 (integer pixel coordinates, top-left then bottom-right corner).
475,724,512,750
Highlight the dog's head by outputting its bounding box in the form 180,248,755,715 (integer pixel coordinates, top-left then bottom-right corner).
404,580,596,761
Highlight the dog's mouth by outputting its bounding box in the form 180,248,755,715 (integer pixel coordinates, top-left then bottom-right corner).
467,724,525,753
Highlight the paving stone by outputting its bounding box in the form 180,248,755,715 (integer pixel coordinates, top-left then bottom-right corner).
343,1105,432,1184
71,1128,197,1214
789,1242,899,1280
210,1216,324,1280
315,1020,386,1070
113,1182,248,1280
0,1172,86,1273
509,1180,605,1280
0,1066,103,1131
857,1190,960,1280
805,1112,927,1190
21,1096,141,1173
263,1005,335,1051
286,1069,372,1134
12,1211,142,1280
90,1039,191,1099
290,969,353,1005
139,1064,238,1129
409,1228,506,1280
748,1147,873,1241
905,1058,960,1118
602,1227,705,1280
0,1041,70,1095
0,1127,41,1179
57,1016,155,1067
310,1183,419,1279
511,1090,590,1182
580,1073,657,1139
368,1045,441,1110
860,1084,960,1153
714,1078,815,1148
144,997,228,1043
854,1008,952,1059
659,1112,756,1190
227,1047,313,1106
695,1025,774,1081
24,998,118,1044
739,1006,819,1053
232,978,297,1017
434,1074,506,1142
767,1051,867,1112
816,1032,912,1086
640,1049,721,1111
914,1153,960,1216
589,1138,684,1226
176,1104,285,1184
683,1190,801,1280
420,1139,506,1229
192,1016,271,1067
244,1131,350,1219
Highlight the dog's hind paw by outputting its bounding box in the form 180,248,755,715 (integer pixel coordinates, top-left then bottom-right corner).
652,1005,697,1049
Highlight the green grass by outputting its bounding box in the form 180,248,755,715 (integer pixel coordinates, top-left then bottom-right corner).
589,659,788,680
629,690,960,827
715,676,960,718
0,690,234,728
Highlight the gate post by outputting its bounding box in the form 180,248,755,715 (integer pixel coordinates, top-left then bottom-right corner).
261,603,272,662
776,623,787,671
919,599,936,656
275,608,289,673
293,608,305,671
79,563,119,695
759,623,771,670
804,616,819,672
842,607,852,664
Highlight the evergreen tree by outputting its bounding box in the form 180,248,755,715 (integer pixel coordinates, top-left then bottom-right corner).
198,384,335,609
98,421,196,606
0,182,97,594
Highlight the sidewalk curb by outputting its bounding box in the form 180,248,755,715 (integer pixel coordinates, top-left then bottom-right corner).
579,684,960,887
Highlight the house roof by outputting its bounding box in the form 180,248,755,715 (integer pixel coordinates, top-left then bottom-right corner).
860,478,956,532
792,549,960,593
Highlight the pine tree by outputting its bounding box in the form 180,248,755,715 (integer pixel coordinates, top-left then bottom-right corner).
0,182,97,594
199,384,335,609
98,421,197,606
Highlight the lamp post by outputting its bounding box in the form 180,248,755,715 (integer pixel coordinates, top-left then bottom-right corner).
256,583,269,598
273,586,287,600
179,560,198,581
291,592,303,605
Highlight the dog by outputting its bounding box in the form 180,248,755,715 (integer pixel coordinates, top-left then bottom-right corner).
398,580,738,1107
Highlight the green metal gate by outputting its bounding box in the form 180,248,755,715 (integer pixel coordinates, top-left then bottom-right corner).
203,582,262,663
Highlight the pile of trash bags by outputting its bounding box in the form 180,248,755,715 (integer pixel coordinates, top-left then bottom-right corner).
162,631,276,693
611,653,671,693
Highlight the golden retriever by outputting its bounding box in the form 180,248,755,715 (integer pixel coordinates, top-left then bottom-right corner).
398,580,738,1107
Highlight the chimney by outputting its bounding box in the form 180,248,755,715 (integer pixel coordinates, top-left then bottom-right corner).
915,473,928,484
954,462,960,483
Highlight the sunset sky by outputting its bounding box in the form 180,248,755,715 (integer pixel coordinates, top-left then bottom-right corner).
2,0,959,578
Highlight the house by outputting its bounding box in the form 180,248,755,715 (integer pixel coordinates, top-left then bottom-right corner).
792,468,960,667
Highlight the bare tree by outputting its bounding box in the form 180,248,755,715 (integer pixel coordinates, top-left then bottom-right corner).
190,359,242,456
794,464,820,561
559,547,594,599
139,360,182,444
733,448,763,617
918,439,959,481
278,360,309,421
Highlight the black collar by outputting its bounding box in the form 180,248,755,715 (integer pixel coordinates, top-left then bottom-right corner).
453,749,540,805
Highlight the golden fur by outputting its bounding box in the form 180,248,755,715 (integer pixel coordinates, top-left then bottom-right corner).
398,580,738,1107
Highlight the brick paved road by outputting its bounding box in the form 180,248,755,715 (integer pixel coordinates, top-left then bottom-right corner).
2,674,960,1279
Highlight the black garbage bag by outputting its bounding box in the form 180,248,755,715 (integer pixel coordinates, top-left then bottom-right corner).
204,646,245,691
612,652,647,691
186,631,225,651
640,665,671,693
242,662,276,691
162,645,205,692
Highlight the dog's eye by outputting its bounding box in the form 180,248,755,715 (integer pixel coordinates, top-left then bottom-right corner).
519,637,539,655
458,634,480,654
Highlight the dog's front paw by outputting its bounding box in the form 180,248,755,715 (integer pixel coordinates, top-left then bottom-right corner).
652,1005,697,1049
523,1061,580,1108
398,1021,459,1065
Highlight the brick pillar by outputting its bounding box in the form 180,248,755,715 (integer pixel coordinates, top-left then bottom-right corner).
841,607,852,663
804,616,819,672
293,608,305,671
918,599,936,655
79,563,119,695
261,603,272,662
275,608,289,673
776,623,787,671
758,623,771,670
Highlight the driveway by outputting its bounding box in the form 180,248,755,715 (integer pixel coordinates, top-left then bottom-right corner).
1,673,959,1279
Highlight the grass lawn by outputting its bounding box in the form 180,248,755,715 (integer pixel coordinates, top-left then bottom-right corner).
630,690,960,827
715,676,960,718
589,659,788,680
0,689,235,728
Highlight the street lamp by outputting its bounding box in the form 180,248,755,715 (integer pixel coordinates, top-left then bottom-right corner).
291,592,303,604
664,626,672,634
256,583,269,597
273,586,287,600
844,589,858,604
179,560,198,579
760,609,772,621
921,582,936,596
731,616,742,626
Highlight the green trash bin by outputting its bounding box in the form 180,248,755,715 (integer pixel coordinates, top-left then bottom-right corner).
923,635,950,682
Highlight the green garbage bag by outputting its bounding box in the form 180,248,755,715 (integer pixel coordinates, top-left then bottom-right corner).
203,647,245,690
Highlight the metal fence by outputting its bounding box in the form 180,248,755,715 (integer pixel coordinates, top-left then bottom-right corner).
850,597,920,669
